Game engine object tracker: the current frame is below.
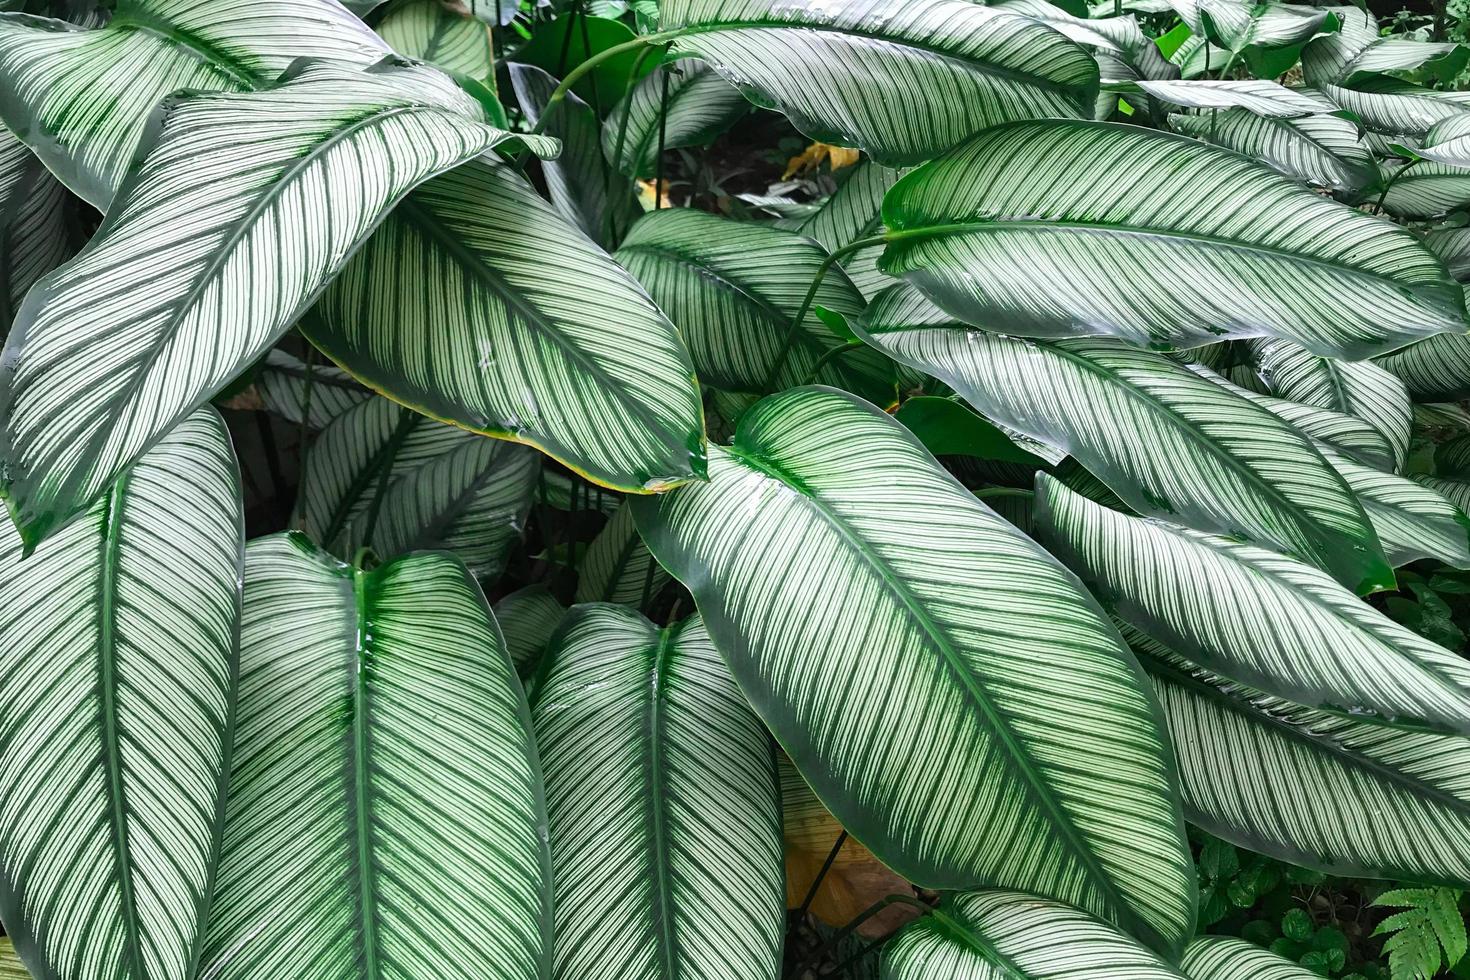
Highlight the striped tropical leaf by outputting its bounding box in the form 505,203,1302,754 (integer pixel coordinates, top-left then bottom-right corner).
1380,162,1470,219
615,208,895,402
656,0,1099,166
1440,434,1470,478
796,159,904,301
295,395,537,578
855,283,1391,591
1377,330,1470,402
878,119,1467,358
0,63,554,548
511,63,640,250
602,57,746,179
0,0,390,208
1426,226,1470,281
1110,79,1333,116
377,0,494,80
494,584,566,680
1419,476,1470,515
1183,934,1337,979
199,535,552,979
0,940,30,980
996,0,1175,84
1320,447,1470,568
0,128,72,331
574,502,669,606
255,349,370,431
1250,339,1412,472
1133,628,1470,889
1035,475,1470,734
1168,109,1378,196
532,605,783,980
1168,0,1334,55
1316,80,1470,140
304,158,707,494
632,386,1195,954
0,407,241,980
881,891,1187,980
1302,6,1463,85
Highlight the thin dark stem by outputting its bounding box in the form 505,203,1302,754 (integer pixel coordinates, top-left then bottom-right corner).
1375,158,1420,215
295,345,319,508
639,547,660,613
801,341,864,385
796,831,847,919
253,412,287,524
655,63,672,209
784,894,932,980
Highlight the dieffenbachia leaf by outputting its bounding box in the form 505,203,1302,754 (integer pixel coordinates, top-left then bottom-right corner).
602,57,746,179
0,0,391,208
0,63,554,548
1376,329,1470,402
1035,475,1470,734
0,407,241,980
378,0,494,80
855,283,1391,592
1182,936,1321,980
796,159,904,300
295,395,537,578
1251,338,1412,472
656,0,1100,166
1110,79,1333,116
1320,446,1470,568
0,128,72,330
532,605,783,980
1134,629,1470,890
574,502,669,606
882,891,1188,980
256,349,370,431
305,158,707,494
511,63,640,250
199,535,552,979
615,208,894,402
495,585,566,680
633,386,1195,955
1168,109,1378,196
1302,6,1463,86
879,119,1464,357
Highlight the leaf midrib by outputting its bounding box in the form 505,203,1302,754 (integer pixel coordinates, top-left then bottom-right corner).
349,567,382,980
107,11,265,91
645,628,680,978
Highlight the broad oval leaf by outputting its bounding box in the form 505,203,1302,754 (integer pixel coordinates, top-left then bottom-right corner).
615,208,893,402
1322,447,1470,568
0,128,72,330
878,119,1467,358
495,584,566,680
199,535,552,979
882,891,1187,980
0,63,554,547
0,407,241,980
305,158,707,494
0,0,390,208
378,0,494,80
602,57,747,179
1376,331,1470,402
1035,475,1470,734
1302,6,1463,86
532,605,783,980
855,284,1391,591
574,502,669,606
1182,936,1324,980
633,385,1196,955
256,349,370,431
657,0,1100,166
1168,110,1377,196
1316,80,1470,141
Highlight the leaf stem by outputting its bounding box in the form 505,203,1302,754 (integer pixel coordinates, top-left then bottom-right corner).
1374,158,1420,215
529,31,679,139
800,341,865,385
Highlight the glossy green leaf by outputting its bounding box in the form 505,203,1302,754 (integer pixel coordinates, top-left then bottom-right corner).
574,502,668,606
199,535,552,979
0,408,241,980
518,13,650,105
634,386,1195,955
378,0,494,80
1035,475,1470,734
1183,934,1340,979
255,349,370,431
893,396,1049,466
1168,110,1377,196
878,119,1466,358
305,157,706,494
532,605,783,980
602,57,746,179
856,283,1391,592
495,585,566,680
0,127,71,330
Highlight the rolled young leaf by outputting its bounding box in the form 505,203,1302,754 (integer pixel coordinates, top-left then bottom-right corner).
0,407,242,980
633,385,1196,955
0,128,72,331
305,158,707,494
602,57,747,179
532,605,783,980
657,0,1100,166
198,535,552,979
1034,475,1470,735
0,63,556,548
878,119,1467,358
1182,935,1327,980
854,283,1391,592
1168,110,1377,197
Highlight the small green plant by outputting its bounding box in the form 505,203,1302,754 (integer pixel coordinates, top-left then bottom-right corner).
1372,889,1468,980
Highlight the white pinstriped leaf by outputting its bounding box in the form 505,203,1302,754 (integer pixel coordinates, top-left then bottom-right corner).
495,585,566,679
0,0,390,208
881,891,1187,980
0,127,72,330
1403,112,1470,169
1439,435,1470,478
0,939,25,980
657,0,1099,166
1182,936,1325,980
1376,328,1470,403
511,63,640,250
1315,80,1470,140
632,386,1195,955
377,0,493,80
616,208,894,402
1111,79,1332,116
575,502,669,606
1380,161,1470,220
855,283,1391,592
255,349,370,431
1034,475,1470,735
1320,447,1470,568
1132,629,1470,888
295,395,537,578
1168,109,1378,196
199,535,552,979
532,605,783,980
602,57,746,179
995,0,1176,84
0,63,554,548
879,119,1467,358
1168,0,1333,54
1426,226,1470,281
305,158,707,494
796,159,903,301
1302,6,1461,86
1251,339,1412,473
0,407,241,980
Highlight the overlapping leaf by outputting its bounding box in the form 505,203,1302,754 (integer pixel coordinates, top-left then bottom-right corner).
378,0,494,80
1112,79,1332,116
795,159,903,300
1168,110,1377,196
1319,446,1470,568
1377,329,1470,402
574,502,668,606
255,349,369,431
0,127,72,330
1183,935,1332,980
495,585,566,680
602,57,746,178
